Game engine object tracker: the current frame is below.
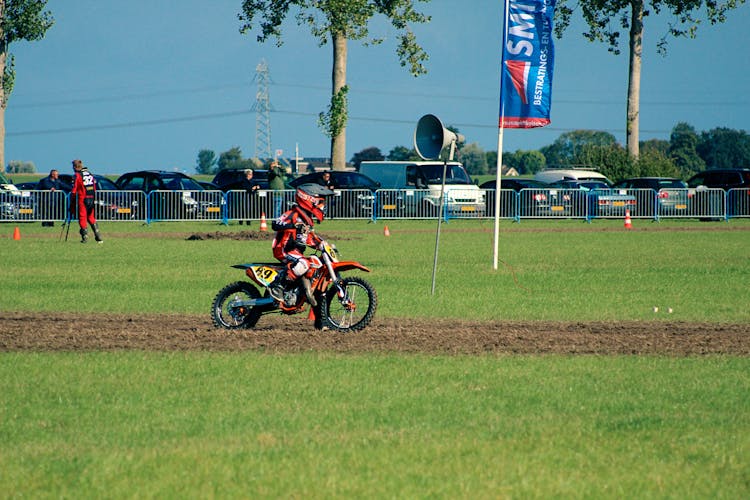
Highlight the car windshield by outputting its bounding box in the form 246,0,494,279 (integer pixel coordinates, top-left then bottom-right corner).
657,180,686,189
96,177,118,190
163,175,203,191
418,164,472,185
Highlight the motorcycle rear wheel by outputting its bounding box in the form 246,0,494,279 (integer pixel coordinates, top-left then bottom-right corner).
211,281,263,329
320,276,377,332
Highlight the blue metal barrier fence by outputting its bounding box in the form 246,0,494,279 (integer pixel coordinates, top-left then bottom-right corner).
2,187,747,223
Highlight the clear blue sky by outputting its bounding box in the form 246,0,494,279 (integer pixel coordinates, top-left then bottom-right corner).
6,0,749,176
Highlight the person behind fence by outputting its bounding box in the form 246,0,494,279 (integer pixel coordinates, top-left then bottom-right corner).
317,171,337,218
239,168,259,225
38,168,61,227
318,171,335,190
267,160,286,217
71,159,103,244
267,183,333,305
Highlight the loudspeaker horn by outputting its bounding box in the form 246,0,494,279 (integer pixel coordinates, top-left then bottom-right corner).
414,114,465,160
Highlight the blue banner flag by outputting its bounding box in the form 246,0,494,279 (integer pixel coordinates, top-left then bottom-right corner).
499,0,555,128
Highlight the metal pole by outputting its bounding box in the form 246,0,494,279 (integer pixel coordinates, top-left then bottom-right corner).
430,141,455,295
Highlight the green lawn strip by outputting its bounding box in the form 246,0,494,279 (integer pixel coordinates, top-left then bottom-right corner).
1,352,748,497
2,219,748,322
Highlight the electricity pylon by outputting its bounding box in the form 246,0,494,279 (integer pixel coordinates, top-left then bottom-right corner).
252,59,272,160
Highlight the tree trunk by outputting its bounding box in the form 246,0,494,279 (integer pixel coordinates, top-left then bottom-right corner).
626,0,644,158
331,32,347,171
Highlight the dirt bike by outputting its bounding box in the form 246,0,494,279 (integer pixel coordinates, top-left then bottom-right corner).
211,239,377,332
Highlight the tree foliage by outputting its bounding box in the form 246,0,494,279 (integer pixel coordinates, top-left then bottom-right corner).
238,1,431,170
504,150,546,175
350,146,384,169
217,146,254,171
1,1,54,169
554,0,745,158
540,130,617,167
696,127,750,169
669,122,705,177
386,145,419,161
5,159,34,173
196,149,218,175
458,143,488,175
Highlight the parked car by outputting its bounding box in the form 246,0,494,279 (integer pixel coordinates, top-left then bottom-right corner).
479,178,572,217
534,168,611,184
212,168,271,191
198,180,222,191
687,168,750,190
612,177,690,216
0,172,37,221
359,161,484,217
115,170,218,220
50,173,141,220
550,180,637,217
687,168,750,217
289,171,401,218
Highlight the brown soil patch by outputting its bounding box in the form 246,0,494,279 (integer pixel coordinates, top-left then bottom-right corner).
1,312,747,356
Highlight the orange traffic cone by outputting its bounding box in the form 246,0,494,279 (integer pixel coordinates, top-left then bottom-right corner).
259,212,268,232
383,225,391,237
624,209,633,229
12,226,20,240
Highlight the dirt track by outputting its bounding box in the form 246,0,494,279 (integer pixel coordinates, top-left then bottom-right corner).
1,312,748,355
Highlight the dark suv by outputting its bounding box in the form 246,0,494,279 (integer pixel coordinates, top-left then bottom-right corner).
687,168,750,217
115,170,219,220
212,168,271,191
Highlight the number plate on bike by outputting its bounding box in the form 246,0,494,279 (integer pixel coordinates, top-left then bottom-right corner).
250,265,279,286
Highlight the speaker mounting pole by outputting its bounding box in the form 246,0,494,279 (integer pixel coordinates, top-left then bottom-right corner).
413,114,464,296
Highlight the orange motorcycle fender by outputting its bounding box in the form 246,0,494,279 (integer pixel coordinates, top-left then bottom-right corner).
331,261,371,273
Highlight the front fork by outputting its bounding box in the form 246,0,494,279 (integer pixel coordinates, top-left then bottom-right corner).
322,253,347,301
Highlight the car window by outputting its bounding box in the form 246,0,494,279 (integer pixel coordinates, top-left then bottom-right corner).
687,173,705,188
657,180,686,189
96,177,118,190
164,177,182,190
406,166,427,188
179,178,204,190
146,177,161,191
718,171,741,187
119,175,145,191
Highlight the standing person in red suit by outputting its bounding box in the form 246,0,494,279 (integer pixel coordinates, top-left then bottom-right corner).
71,159,103,244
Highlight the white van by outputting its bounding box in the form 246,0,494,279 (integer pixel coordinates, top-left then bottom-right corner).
359,161,485,216
534,168,612,184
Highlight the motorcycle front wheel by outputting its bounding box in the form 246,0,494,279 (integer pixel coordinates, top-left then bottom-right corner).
320,276,377,332
211,281,263,329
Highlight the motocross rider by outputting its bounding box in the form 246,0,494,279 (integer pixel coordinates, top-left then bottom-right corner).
268,183,333,305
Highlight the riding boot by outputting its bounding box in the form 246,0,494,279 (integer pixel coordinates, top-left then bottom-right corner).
267,272,289,302
300,276,317,307
92,223,103,244
79,228,88,243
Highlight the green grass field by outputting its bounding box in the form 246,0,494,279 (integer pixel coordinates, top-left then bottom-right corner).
2,218,749,321
1,219,749,497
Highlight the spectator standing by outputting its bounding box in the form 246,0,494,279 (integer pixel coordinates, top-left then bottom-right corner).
267,160,286,217
318,171,337,218
71,159,103,244
38,169,61,227
239,168,259,225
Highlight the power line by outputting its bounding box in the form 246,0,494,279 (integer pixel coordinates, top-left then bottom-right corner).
6,107,673,138
8,79,746,109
